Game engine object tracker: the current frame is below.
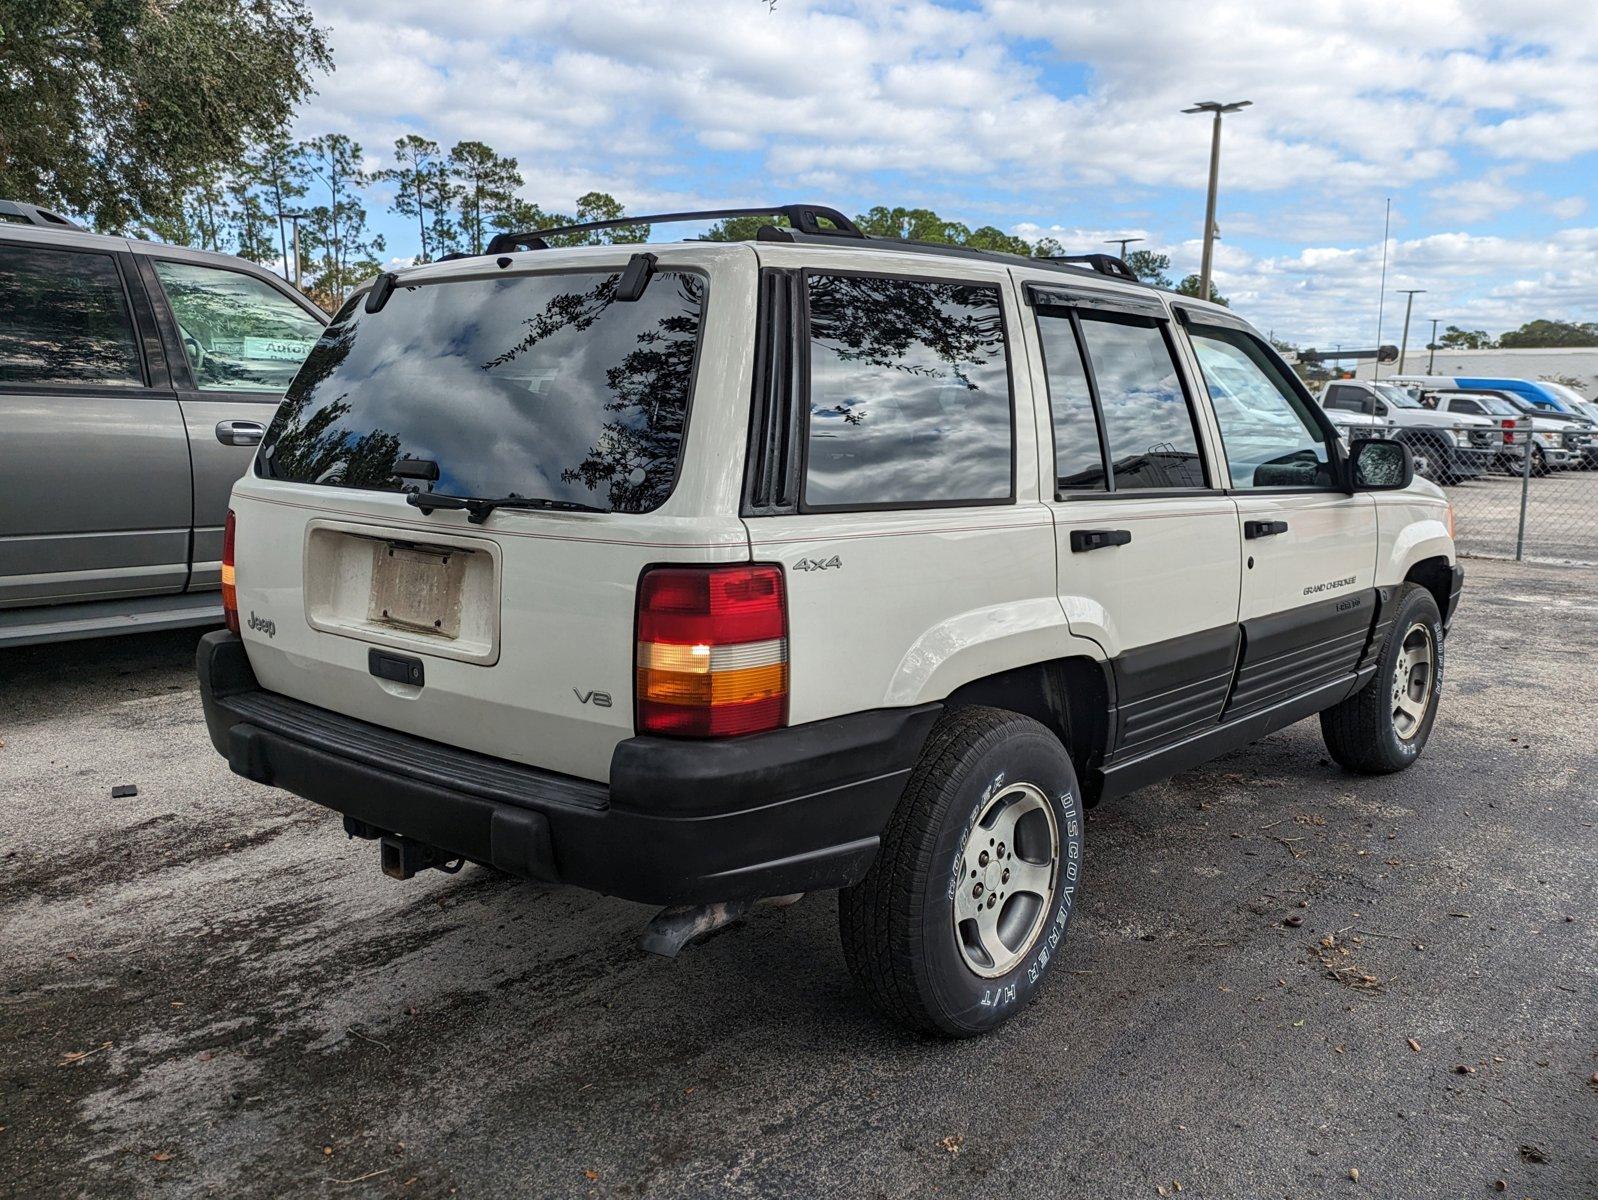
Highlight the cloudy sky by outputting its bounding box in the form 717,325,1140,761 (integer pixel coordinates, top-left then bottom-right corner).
292,0,1598,347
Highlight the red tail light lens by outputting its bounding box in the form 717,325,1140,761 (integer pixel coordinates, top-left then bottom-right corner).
636,565,788,737
221,509,239,634
1502,418,1516,444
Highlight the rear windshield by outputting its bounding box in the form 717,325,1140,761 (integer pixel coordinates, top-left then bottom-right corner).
258,269,706,513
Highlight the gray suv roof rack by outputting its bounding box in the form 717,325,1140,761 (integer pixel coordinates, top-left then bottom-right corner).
0,200,85,230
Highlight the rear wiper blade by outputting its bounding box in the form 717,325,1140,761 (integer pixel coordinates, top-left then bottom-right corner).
405,492,604,523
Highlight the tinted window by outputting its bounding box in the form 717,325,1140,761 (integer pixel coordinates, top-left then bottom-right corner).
1450,397,1484,414
1036,313,1107,490
804,274,1011,508
0,244,142,386
1190,326,1335,489
259,270,705,514
1076,314,1205,490
153,261,323,392
1323,385,1363,411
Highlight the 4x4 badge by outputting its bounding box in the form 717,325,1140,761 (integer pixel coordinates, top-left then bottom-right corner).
792,555,842,572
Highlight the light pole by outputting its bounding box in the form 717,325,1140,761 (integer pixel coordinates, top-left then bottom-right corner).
276,209,309,292
1426,318,1440,373
1396,288,1426,374
1183,100,1251,302
1105,236,1143,260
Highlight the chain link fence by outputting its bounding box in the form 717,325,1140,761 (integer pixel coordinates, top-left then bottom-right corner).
1345,418,1598,566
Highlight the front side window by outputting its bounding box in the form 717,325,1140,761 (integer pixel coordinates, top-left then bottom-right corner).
1190,326,1336,489
153,261,323,393
0,244,142,387
1075,314,1206,490
259,270,706,514
804,273,1011,509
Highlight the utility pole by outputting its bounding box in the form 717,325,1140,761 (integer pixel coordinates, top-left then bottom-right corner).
1183,100,1251,302
1396,289,1426,374
1105,236,1143,260
1426,317,1440,373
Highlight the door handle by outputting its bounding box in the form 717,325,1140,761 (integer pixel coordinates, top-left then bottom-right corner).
215,420,265,447
1070,528,1132,553
1244,519,1289,539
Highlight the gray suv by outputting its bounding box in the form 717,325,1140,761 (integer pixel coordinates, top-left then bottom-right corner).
0,202,327,646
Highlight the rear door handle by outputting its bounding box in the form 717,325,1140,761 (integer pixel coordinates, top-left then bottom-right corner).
215,420,265,447
1244,519,1289,539
1070,528,1132,553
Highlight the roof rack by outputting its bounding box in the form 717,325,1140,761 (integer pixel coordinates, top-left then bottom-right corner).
477,199,1144,287
484,203,862,254
0,200,84,230
1038,253,1138,281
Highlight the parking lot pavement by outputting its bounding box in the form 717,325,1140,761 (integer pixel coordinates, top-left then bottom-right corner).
2,559,1594,1200
1451,467,1598,566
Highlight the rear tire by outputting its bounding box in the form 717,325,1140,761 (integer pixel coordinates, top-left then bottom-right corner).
1320,584,1444,774
839,706,1083,1037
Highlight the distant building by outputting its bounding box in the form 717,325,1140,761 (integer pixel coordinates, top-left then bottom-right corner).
1351,346,1598,396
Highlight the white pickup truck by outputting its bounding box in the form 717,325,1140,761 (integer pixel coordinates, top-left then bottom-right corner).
1319,380,1503,483
1412,388,1592,474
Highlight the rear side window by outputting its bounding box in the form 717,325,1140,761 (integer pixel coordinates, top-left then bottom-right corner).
259,270,705,514
153,260,323,393
1035,314,1107,490
1324,385,1365,412
1075,314,1206,490
0,244,142,387
803,273,1011,509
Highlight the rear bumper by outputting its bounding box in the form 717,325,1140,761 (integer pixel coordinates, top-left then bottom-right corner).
197,632,938,905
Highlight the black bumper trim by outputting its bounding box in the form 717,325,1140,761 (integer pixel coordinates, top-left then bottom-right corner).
197,632,940,905
1444,563,1465,630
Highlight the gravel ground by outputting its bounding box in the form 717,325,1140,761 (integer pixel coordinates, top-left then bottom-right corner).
1,558,1594,1199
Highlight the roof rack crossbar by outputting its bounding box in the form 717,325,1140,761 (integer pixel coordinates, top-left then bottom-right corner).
1039,253,1138,281
484,204,862,255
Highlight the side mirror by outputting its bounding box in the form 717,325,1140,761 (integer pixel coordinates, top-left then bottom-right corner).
1349,437,1413,491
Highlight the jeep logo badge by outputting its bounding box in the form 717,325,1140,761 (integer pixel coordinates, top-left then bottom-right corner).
247,611,276,638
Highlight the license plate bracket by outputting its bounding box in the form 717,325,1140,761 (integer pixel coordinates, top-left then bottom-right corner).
368,542,468,639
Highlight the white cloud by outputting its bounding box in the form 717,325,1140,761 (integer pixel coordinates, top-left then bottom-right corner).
289,0,1598,339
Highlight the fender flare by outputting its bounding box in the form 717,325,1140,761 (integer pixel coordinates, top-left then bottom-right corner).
884,597,1105,707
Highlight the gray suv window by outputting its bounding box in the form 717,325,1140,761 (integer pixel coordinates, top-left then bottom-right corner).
153,260,323,393
259,269,705,514
0,244,142,387
803,273,1011,509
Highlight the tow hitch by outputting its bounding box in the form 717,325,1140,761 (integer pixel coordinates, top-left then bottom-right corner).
379,835,465,879
343,818,464,880
639,893,804,958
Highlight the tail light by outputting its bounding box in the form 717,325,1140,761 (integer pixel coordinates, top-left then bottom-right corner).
1502,418,1516,444
635,565,788,737
221,509,239,634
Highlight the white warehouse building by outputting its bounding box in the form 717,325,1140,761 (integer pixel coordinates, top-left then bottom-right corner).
1348,346,1598,397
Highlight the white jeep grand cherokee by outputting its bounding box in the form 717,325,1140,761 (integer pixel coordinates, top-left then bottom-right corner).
198,204,1463,1036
